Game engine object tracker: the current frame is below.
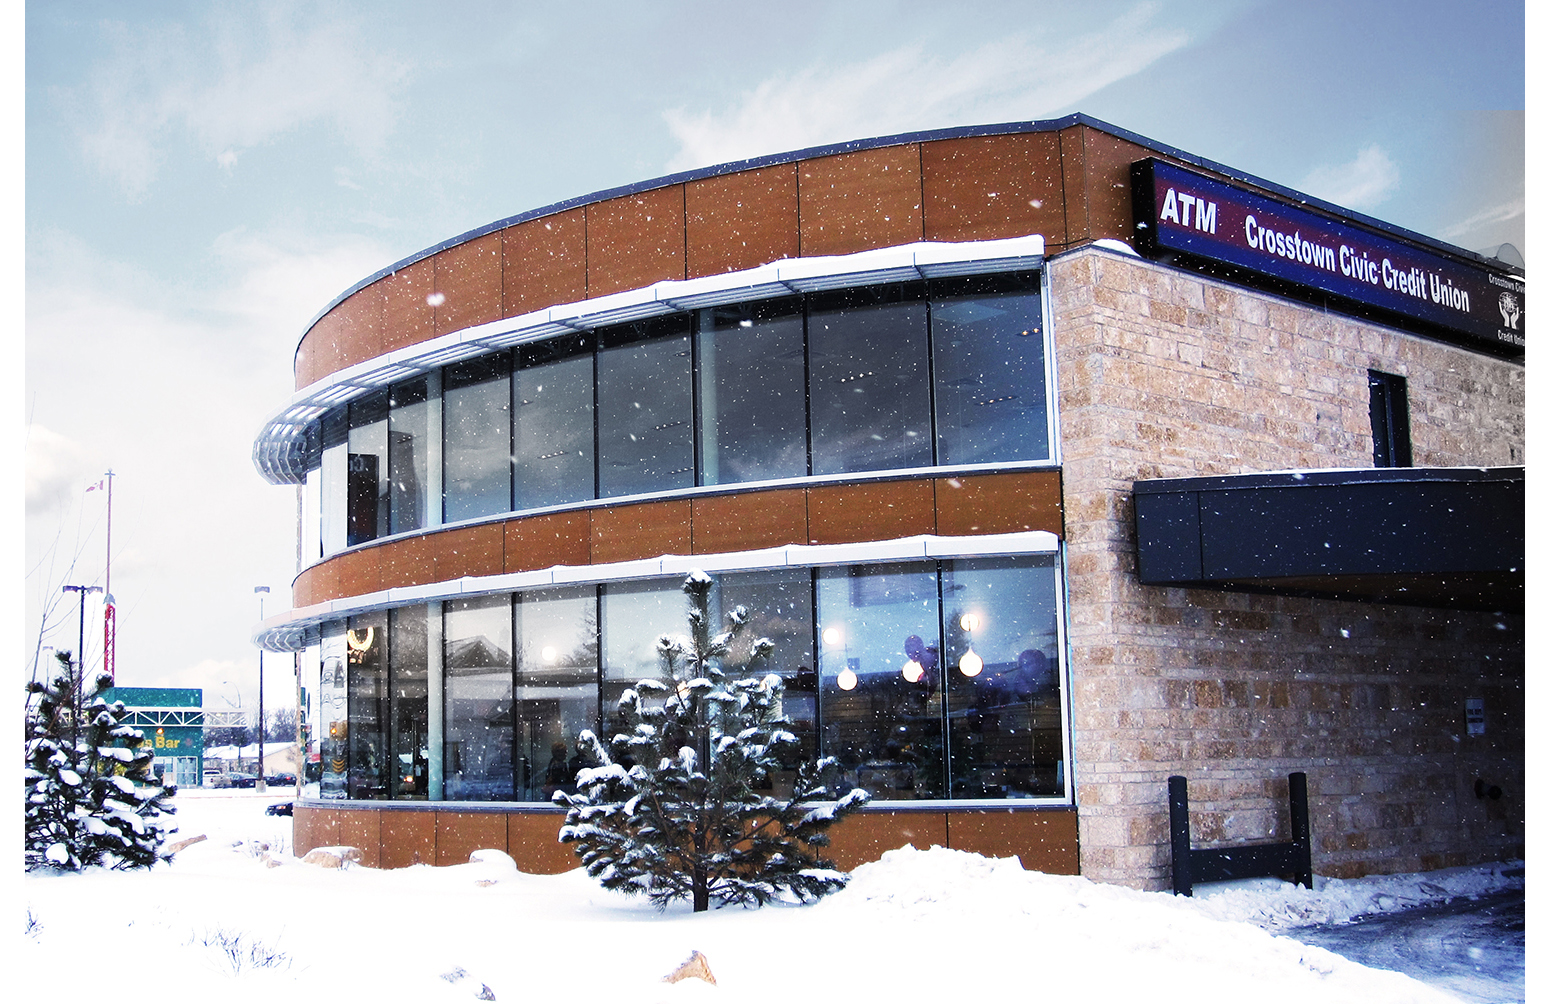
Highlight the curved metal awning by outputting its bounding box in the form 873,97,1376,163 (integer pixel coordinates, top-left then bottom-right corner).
252,235,1046,485
1132,466,1523,611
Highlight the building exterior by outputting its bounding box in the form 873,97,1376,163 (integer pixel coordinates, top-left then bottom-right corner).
253,114,1524,889
102,687,206,787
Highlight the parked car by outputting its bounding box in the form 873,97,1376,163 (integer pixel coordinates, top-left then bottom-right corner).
203,770,231,789
226,772,258,788
264,802,294,817
265,771,297,786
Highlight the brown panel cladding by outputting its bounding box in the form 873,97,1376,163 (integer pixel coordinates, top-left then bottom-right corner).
691,489,808,554
505,510,592,572
507,813,575,874
1058,123,1159,250
297,292,383,390
433,523,505,579
922,132,1067,245
291,565,319,610
825,811,949,871
292,805,337,856
380,259,436,355
591,500,692,564
685,163,800,277
586,186,687,297
798,145,924,257
379,809,435,869
933,471,1064,537
807,480,935,544
336,809,383,869
946,809,1080,874
434,232,503,337
502,208,588,316
378,533,437,591
332,549,382,598
435,811,509,866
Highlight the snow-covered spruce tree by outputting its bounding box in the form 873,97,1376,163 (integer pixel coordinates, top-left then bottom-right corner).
24,651,176,871
556,570,869,911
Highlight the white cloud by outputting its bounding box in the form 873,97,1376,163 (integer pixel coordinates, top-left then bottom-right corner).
75,8,412,197
1298,144,1400,212
1438,197,1525,243
26,425,102,518
663,4,1191,171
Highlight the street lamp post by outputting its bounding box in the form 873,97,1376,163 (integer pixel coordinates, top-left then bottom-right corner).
62,585,104,749
254,586,270,793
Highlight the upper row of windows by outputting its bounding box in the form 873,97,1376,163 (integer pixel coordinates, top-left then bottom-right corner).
306,272,1050,557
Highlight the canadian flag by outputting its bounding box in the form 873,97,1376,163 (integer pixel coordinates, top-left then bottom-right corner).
85,479,105,492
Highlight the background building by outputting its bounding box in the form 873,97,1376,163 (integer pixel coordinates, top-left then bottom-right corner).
253,114,1523,888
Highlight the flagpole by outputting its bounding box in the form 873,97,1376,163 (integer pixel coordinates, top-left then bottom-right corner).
103,470,115,682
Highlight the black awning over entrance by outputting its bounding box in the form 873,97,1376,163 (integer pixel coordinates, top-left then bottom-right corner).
1132,467,1523,611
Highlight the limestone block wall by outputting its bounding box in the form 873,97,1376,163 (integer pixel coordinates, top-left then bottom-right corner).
1049,246,1525,889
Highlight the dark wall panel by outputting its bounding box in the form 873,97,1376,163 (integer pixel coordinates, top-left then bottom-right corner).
586,186,687,297
798,145,924,257
336,809,382,869
503,208,589,315
922,133,1067,244
685,163,800,277
826,811,948,871
434,232,503,337
379,809,435,868
507,813,573,874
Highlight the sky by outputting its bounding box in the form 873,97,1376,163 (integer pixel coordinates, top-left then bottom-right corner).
21,1,1528,710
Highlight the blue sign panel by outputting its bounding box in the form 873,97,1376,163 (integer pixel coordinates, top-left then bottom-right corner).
1131,159,1524,357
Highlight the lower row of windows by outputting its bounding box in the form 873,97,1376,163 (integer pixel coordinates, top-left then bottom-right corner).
316,555,1068,805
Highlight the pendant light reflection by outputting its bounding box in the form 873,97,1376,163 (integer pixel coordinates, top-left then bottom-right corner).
837,667,858,691
901,659,924,683
959,612,984,677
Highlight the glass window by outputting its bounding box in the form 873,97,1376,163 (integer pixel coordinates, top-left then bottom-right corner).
816,562,944,800
318,629,348,799
346,611,388,799
596,318,693,499
697,299,807,485
514,335,595,510
930,273,1049,466
512,586,599,801
388,379,430,534
389,606,429,799
443,596,514,801
600,578,688,717
941,556,1063,798
716,569,818,795
443,356,512,523
808,285,932,476
319,410,349,556
347,390,390,546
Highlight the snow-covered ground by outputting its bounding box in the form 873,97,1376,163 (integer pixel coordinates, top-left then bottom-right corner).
21,790,1522,1003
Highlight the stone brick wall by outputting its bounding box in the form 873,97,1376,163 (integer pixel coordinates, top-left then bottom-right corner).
1048,246,1525,889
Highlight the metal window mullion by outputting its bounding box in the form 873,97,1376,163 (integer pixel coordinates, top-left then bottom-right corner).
427,601,444,800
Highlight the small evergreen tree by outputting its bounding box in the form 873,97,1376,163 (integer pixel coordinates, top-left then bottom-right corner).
557,570,869,911
24,651,176,871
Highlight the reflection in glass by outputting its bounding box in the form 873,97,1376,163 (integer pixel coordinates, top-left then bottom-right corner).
443,596,514,801
808,285,931,476
600,579,688,718
816,562,943,799
320,410,348,556
347,390,390,547
513,586,599,801
444,356,511,523
389,606,429,799
942,556,1063,797
388,379,429,534
514,335,594,510
697,299,807,484
931,273,1049,465
597,319,693,499
346,611,388,799
715,569,818,794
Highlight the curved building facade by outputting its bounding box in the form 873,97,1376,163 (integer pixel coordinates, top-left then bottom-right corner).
255,115,1525,888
